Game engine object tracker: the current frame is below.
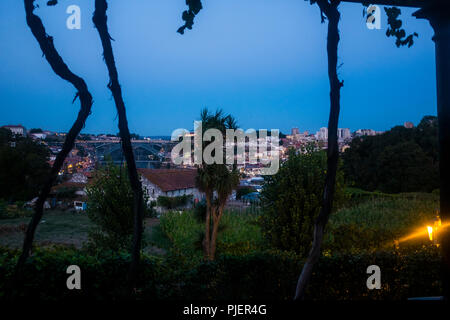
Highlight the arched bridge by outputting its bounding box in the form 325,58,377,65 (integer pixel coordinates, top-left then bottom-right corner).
94,141,176,168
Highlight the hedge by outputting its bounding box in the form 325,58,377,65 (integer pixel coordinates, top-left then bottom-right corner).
0,245,442,300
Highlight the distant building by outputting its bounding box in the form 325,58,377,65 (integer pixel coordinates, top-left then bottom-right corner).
291,127,300,136
338,128,351,141
315,127,328,141
355,129,377,137
404,121,414,129
30,132,47,140
50,175,91,211
139,168,202,203
1,124,26,136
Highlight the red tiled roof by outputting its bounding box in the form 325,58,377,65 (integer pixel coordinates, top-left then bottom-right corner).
51,182,86,193
138,168,197,192
2,125,25,129
0,124,25,130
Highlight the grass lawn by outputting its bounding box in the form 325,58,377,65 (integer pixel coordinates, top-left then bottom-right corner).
324,192,440,253
331,192,439,233
0,210,169,253
159,209,266,261
0,210,91,248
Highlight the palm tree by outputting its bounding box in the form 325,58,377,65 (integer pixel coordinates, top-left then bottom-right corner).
196,109,240,260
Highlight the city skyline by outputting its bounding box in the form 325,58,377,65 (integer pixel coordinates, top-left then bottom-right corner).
2,119,411,138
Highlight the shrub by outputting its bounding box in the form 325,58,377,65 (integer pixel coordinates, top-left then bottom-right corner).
160,210,203,259
344,187,394,206
145,200,157,218
259,148,347,257
179,245,442,300
193,199,207,222
157,195,192,210
236,186,256,200
0,246,162,300
0,200,32,219
0,245,441,300
85,162,148,252
160,210,266,260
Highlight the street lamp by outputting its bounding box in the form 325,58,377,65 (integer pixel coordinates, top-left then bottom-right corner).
427,213,442,246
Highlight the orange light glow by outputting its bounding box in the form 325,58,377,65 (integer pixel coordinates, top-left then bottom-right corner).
427,226,433,241
397,221,450,245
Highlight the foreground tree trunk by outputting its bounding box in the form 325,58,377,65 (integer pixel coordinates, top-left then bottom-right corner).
203,192,212,259
14,0,93,288
294,0,343,300
209,204,225,260
93,0,145,292
414,3,450,300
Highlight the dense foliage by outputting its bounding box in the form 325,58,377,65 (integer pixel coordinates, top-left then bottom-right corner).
0,244,441,300
0,128,50,201
85,162,149,252
157,195,192,209
0,199,32,219
259,148,346,256
0,191,443,300
160,210,264,261
342,116,439,193
236,186,256,200
160,192,439,256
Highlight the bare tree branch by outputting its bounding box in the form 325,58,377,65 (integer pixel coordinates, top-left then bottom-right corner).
93,0,145,292
295,0,343,300
13,0,93,293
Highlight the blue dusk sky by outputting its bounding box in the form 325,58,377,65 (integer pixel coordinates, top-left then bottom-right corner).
0,0,437,136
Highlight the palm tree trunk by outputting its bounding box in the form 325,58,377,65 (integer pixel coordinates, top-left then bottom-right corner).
209,213,220,261
204,192,212,259
294,0,343,301
13,0,93,289
93,0,144,292
209,204,225,260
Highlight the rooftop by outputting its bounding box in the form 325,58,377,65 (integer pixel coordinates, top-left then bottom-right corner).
138,168,197,192
2,124,25,128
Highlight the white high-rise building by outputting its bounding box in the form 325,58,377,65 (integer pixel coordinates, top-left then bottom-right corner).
291,127,300,136
316,127,351,141
315,127,328,141
338,128,351,141
355,129,377,136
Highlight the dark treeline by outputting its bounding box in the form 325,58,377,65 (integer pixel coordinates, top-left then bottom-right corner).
342,115,439,194
0,128,50,202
